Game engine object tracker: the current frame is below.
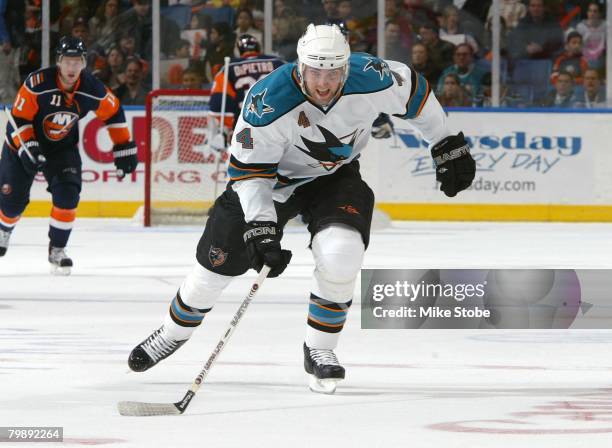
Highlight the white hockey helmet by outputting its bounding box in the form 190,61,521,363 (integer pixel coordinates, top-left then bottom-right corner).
296,24,351,100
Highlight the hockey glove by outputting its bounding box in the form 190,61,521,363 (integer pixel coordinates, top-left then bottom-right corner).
18,140,46,175
243,221,292,278
430,132,475,197
113,141,139,178
371,113,394,139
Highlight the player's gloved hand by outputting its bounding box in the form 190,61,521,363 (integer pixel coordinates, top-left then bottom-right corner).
243,221,292,278
430,132,475,197
371,113,394,139
18,140,46,175
113,141,139,178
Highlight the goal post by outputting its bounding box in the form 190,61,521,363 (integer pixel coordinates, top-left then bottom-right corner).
144,89,228,226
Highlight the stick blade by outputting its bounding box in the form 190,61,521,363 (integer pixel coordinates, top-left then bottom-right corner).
117,401,182,416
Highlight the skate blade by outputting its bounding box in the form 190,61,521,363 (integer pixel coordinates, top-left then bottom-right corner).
50,264,71,276
308,375,341,395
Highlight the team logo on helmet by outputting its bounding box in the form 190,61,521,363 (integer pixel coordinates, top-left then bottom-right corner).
1,184,12,195
295,125,362,171
42,112,79,141
208,246,228,267
246,88,274,118
364,57,390,81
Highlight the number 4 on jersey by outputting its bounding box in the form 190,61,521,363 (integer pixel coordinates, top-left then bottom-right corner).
236,128,253,149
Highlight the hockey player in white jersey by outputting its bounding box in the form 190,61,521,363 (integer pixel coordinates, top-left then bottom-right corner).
128,24,475,393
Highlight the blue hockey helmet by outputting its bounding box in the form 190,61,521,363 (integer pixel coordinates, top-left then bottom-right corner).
237,34,260,55
56,36,87,59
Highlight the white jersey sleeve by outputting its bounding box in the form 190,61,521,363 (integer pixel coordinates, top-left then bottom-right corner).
379,60,451,146
228,109,286,223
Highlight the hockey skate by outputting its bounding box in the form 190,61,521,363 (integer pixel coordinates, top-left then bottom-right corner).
128,326,187,372
303,343,345,394
0,229,11,257
48,245,73,275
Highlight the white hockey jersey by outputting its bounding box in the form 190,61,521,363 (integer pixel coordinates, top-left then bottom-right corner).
228,52,451,222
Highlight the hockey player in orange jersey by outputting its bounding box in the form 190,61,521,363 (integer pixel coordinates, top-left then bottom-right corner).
0,36,138,274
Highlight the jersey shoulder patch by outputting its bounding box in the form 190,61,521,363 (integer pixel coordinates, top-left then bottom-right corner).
24,67,59,93
343,53,394,95
242,63,304,127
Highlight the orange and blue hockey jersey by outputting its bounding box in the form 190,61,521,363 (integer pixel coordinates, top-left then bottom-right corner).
209,54,285,129
5,66,131,154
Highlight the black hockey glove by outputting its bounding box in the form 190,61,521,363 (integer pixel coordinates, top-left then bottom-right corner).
371,113,394,139
430,132,475,197
113,141,139,178
18,140,46,175
243,221,292,278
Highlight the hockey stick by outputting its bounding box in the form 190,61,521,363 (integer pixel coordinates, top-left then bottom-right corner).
212,56,231,200
117,265,272,416
4,106,46,165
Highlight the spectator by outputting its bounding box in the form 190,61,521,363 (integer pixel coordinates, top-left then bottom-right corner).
418,23,455,77
484,16,509,59
322,0,339,20
20,0,42,81
272,0,308,61
508,0,563,60
474,72,513,107
202,21,235,83
337,0,353,21
207,0,237,27
572,68,606,107
96,44,126,90
384,20,411,63
115,0,152,59
119,32,139,59
437,43,485,100
576,2,606,67
164,38,191,85
411,42,440,85
182,66,203,90
551,31,589,85
0,0,25,102
437,73,471,107
539,70,574,107
88,0,121,52
385,0,399,19
401,0,437,30
116,0,180,60
181,13,210,61
234,8,262,56
114,57,148,105
252,9,265,35
486,0,526,30
439,5,479,55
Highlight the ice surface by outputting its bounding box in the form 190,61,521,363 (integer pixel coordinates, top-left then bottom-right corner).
2,218,612,447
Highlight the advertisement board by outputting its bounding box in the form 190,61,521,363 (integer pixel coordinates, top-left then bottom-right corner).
2,109,611,221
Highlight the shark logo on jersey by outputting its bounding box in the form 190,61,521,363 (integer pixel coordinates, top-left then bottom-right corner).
364,57,390,81
295,125,362,171
246,88,275,118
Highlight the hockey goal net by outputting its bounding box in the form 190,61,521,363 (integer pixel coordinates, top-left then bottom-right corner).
145,89,228,226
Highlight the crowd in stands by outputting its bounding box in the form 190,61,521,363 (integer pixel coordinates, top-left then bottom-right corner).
0,0,608,108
